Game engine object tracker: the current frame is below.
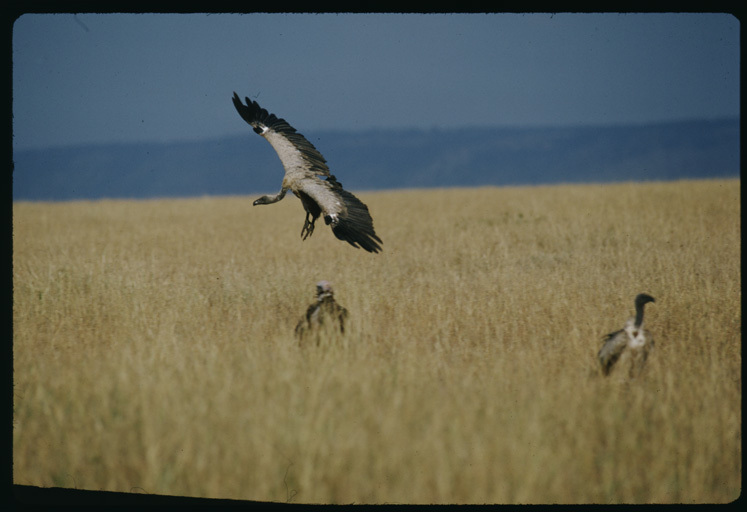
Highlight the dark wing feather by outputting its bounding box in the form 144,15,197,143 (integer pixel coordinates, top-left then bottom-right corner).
598,329,628,376
602,329,623,342
325,180,383,253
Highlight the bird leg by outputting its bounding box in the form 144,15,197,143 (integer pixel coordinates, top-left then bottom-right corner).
301,212,316,240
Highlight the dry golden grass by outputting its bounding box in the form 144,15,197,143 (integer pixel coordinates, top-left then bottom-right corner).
13,179,740,504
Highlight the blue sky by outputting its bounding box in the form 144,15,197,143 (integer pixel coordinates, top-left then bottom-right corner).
12,12,739,151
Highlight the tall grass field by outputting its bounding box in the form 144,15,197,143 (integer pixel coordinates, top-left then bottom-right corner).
13,179,740,504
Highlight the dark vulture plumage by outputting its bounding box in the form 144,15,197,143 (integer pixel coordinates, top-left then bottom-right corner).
232,92,382,253
598,293,656,378
295,281,349,346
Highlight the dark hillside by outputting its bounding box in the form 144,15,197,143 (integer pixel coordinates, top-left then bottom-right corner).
12,118,739,201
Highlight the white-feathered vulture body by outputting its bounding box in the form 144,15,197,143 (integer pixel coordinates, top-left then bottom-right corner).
598,293,656,378
232,92,382,253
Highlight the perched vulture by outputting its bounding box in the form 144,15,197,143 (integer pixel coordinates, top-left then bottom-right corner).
232,92,382,253
295,281,349,346
598,293,656,378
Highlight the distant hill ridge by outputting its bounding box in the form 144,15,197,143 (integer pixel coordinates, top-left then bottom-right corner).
12,118,739,201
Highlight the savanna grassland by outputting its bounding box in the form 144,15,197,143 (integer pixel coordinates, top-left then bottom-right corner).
13,179,740,504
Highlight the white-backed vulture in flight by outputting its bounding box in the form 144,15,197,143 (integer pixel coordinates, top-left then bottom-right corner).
598,293,656,378
232,92,382,253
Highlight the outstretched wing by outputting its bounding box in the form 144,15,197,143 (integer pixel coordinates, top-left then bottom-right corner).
233,92,382,253
232,92,330,177
298,175,383,253
598,329,628,376
329,184,383,253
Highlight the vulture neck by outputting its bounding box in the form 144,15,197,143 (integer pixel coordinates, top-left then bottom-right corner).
634,304,646,328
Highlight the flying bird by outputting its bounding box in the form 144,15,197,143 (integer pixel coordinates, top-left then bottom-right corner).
598,293,656,378
232,92,382,253
295,280,349,346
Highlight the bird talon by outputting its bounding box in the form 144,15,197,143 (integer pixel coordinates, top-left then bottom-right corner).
301,220,314,240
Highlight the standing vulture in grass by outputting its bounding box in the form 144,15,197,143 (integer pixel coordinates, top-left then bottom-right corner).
598,293,656,378
295,280,349,346
232,92,382,253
